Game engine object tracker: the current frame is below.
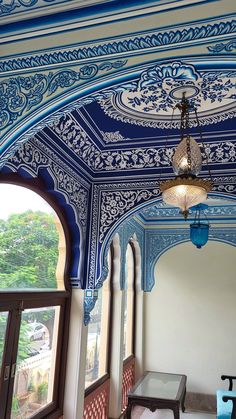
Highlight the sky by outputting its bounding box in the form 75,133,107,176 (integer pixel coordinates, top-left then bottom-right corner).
0,184,54,220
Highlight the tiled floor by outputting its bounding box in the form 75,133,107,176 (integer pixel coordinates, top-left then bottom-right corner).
131,406,215,419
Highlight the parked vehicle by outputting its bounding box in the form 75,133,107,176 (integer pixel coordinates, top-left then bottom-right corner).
26,322,47,341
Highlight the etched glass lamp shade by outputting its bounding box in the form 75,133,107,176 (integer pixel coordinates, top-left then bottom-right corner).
161,180,208,218
172,136,202,176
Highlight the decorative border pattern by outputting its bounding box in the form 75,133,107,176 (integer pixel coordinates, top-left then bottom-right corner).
1,19,236,72
0,60,127,133
86,175,236,289
208,39,236,53
140,203,236,220
87,181,160,289
4,136,90,283
113,219,144,290
144,228,236,291
0,0,58,15
101,130,129,143
0,0,110,16
51,114,236,173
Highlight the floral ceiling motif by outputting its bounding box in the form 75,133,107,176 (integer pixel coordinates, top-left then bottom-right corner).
51,114,236,172
99,61,236,129
0,60,127,133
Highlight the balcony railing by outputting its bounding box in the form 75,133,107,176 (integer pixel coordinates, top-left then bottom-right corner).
122,355,135,414
83,377,110,419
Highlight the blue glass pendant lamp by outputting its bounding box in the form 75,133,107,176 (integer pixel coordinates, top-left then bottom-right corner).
190,204,209,249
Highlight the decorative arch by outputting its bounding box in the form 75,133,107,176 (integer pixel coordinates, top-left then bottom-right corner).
2,52,236,168
97,217,144,291
87,181,236,290
0,138,90,285
145,228,236,292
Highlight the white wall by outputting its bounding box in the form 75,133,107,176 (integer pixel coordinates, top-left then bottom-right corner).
144,241,236,395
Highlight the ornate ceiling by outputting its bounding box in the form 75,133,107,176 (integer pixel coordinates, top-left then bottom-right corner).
1,0,236,289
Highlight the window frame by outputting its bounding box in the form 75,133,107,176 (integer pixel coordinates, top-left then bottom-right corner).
123,241,136,362
0,175,72,419
84,244,114,397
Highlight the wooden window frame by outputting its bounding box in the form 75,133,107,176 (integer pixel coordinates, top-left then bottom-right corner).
0,175,72,419
84,244,114,397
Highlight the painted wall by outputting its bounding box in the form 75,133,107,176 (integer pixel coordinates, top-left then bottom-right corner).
144,241,236,395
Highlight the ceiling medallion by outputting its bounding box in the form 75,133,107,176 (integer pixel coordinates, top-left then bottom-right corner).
160,93,212,219
99,61,236,128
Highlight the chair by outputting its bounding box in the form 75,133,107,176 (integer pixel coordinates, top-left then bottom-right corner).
217,375,236,419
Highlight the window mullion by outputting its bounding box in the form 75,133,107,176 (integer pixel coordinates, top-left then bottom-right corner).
0,303,22,419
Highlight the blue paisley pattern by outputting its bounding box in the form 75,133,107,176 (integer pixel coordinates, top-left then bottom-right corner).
0,60,127,131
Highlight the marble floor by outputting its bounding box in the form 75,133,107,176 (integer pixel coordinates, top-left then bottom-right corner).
131,406,215,419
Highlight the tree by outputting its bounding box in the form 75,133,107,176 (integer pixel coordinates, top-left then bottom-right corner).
0,211,59,289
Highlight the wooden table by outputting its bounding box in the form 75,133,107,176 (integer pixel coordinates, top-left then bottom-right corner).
126,371,187,419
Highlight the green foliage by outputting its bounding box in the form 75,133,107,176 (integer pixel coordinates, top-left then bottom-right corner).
37,381,48,402
0,313,8,365
27,379,36,393
23,308,55,324
17,321,32,362
0,211,59,289
11,396,20,415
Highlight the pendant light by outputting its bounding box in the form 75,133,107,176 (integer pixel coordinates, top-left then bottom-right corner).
160,93,212,219
190,204,209,249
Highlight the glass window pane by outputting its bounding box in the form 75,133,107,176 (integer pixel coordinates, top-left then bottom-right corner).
0,184,65,290
0,311,8,379
11,306,60,418
85,250,111,387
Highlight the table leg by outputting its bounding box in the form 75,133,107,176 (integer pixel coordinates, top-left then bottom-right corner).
172,405,180,419
126,403,132,419
181,387,186,412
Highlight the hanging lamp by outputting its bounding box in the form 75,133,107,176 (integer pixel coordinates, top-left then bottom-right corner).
160,93,212,219
190,204,209,249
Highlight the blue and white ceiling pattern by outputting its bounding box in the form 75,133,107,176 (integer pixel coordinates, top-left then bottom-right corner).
99,62,236,129
1,0,236,291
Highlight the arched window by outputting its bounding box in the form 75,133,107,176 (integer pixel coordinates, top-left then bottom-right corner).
123,243,135,360
85,247,112,389
0,182,70,419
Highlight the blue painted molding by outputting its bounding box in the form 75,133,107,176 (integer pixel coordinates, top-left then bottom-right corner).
139,203,236,221
117,219,144,290
84,289,98,326
208,39,236,53
1,19,235,72
0,59,127,135
86,176,236,290
95,218,144,292
0,0,59,15
87,180,160,289
50,113,236,174
3,136,90,284
144,227,236,291
2,58,236,172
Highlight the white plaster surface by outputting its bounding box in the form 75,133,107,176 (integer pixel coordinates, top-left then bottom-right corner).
144,241,236,395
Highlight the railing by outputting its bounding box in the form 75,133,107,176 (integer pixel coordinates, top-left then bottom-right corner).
121,356,135,414
83,377,110,419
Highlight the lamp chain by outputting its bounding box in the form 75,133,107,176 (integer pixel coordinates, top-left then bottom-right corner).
180,93,192,174
194,108,213,182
